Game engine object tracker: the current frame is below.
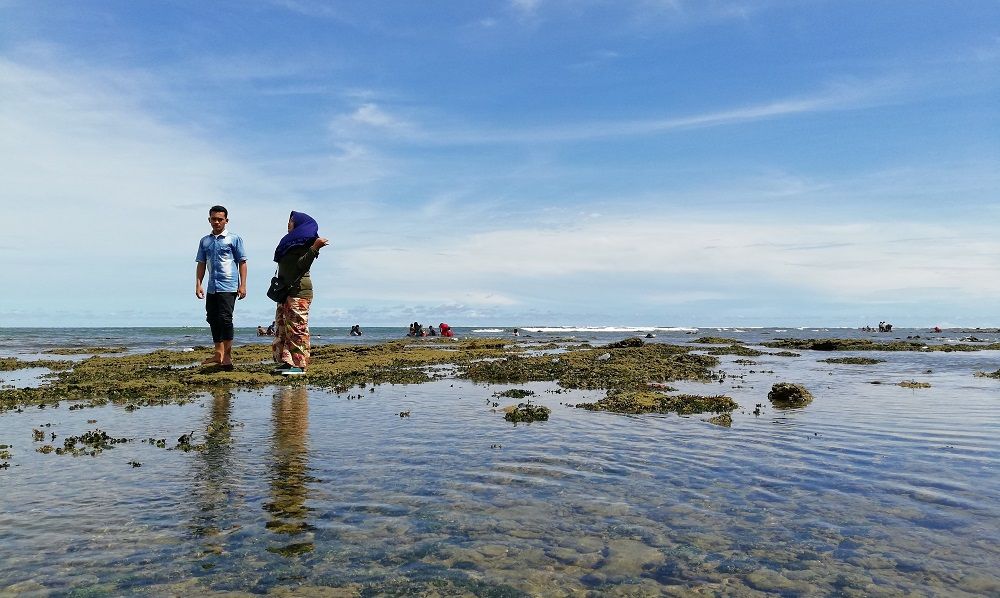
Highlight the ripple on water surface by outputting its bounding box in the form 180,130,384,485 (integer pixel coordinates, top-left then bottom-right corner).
0,356,999,596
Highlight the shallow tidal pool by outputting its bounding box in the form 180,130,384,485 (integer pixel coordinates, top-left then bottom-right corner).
1,349,999,597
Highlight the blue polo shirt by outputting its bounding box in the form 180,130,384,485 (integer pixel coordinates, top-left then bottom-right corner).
196,230,247,294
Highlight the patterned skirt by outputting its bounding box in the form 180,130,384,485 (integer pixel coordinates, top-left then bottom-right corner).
272,297,312,368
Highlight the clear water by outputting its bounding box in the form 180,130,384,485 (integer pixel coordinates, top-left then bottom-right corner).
1,328,998,596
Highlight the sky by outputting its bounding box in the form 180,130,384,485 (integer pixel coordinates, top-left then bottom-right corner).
1,0,999,328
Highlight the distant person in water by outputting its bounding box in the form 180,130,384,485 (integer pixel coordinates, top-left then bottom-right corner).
512,328,519,337
439,323,454,337
427,325,437,336
257,326,266,336
349,324,363,336
271,211,329,376
266,321,275,336
195,205,247,371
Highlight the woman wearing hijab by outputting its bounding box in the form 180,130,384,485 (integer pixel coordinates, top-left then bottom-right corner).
272,211,329,375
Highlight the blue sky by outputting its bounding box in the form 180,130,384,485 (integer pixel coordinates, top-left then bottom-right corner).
1,1,999,327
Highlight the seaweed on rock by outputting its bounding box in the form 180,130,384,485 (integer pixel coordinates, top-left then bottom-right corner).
764,338,1000,352
820,357,885,365
575,390,737,415
503,401,550,423
767,383,813,408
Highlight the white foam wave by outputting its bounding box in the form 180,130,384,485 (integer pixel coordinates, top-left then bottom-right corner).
472,329,505,333
519,326,698,333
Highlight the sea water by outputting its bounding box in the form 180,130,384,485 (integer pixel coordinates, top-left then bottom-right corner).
0,327,998,596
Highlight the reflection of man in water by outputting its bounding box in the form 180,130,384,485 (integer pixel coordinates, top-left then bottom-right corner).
265,386,314,555
189,390,237,555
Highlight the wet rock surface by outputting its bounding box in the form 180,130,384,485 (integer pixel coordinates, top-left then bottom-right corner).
820,357,885,365
767,383,814,408
576,390,738,415
2,332,998,596
764,338,1000,352
502,401,550,423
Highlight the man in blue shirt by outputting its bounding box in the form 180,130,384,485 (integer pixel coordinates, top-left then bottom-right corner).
196,205,248,370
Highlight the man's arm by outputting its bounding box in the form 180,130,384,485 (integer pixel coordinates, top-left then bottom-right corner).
237,260,248,300
196,262,206,299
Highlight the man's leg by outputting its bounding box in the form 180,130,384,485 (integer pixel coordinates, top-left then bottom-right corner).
218,292,237,365
204,294,225,365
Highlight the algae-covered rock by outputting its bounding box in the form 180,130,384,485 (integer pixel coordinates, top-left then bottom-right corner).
820,357,885,365
767,383,813,408
576,389,737,415
44,346,128,355
503,401,550,423
463,343,716,390
606,337,644,349
898,380,931,389
494,388,535,399
765,338,1000,352
706,413,732,427
0,358,73,372
707,344,765,357
690,337,742,344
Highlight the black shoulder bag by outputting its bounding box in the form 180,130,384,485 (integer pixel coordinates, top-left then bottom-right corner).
266,267,306,304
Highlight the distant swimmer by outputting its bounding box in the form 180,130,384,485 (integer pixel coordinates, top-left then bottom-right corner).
512,328,519,337
439,323,454,337
932,326,942,333
349,324,363,336
257,326,266,336
428,325,437,336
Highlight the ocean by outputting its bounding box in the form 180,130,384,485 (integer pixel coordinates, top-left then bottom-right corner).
1,326,998,595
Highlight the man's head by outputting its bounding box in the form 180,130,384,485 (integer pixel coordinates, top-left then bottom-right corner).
209,205,228,235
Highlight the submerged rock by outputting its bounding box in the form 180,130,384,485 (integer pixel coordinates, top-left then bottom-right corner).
767,383,814,408
706,413,733,427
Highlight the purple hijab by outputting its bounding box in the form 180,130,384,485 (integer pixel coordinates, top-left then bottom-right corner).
273,211,319,262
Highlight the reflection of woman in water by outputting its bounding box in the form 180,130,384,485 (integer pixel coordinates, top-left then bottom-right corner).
265,386,314,555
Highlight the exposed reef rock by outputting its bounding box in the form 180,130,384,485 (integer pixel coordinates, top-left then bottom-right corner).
767,383,813,408
820,357,885,365
764,338,1000,352
575,390,737,415
503,401,550,423
605,337,644,349
1,340,722,420
44,347,128,355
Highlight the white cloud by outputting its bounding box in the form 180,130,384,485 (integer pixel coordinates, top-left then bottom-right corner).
0,57,380,324
330,102,415,139
510,0,542,16
338,217,1000,303
368,76,907,146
